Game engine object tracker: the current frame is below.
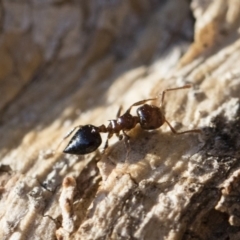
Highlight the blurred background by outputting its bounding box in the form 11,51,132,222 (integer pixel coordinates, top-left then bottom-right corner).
0,0,198,165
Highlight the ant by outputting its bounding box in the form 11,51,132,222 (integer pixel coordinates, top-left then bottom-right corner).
62,85,201,155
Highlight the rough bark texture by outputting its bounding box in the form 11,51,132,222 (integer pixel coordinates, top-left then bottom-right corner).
0,0,240,240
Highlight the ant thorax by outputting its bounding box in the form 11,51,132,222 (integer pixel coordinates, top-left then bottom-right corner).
107,120,121,133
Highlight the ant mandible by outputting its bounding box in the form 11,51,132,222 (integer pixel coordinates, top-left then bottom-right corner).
63,85,201,155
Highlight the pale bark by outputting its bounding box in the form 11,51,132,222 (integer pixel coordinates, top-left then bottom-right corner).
0,0,240,239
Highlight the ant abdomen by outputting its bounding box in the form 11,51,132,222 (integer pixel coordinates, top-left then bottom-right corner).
137,104,165,130
64,125,102,155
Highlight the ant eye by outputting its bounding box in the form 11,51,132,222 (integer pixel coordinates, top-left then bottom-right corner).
64,125,102,155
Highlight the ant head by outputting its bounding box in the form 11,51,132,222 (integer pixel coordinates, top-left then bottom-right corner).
137,104,165,130
64,125,102,155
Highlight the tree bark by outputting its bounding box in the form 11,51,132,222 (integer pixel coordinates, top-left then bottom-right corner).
0,0,240,239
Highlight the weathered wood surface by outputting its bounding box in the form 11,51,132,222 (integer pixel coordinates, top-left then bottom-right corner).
0,0,240,239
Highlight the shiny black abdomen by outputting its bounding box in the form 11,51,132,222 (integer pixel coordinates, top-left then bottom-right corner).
64,125,102,155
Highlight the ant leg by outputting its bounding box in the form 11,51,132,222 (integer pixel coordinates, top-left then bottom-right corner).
101,107,123,154
123,131,130,144
123,131,131,158
55,125,82,153
125,98,157,114
101,106,122,154
102,132,113,153
116,106,122,118
116,132,123,141
165,119,201,134
161,85,191,107
124,85,192,113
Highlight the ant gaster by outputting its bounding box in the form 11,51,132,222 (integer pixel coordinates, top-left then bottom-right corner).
63,85,201,155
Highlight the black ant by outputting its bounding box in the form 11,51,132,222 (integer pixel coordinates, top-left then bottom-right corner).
62,85,201,155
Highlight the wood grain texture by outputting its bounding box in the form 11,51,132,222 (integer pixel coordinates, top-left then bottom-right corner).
0,0,240,239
